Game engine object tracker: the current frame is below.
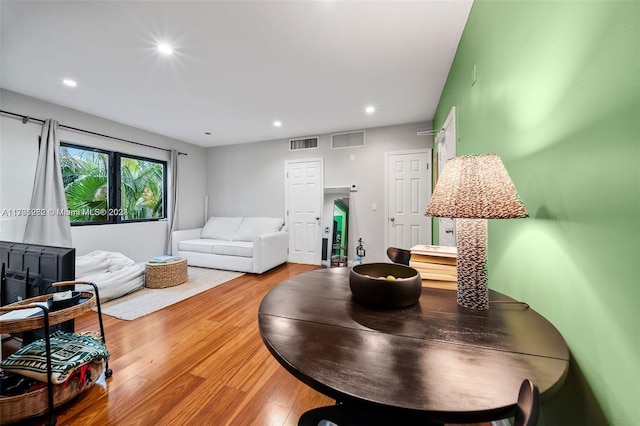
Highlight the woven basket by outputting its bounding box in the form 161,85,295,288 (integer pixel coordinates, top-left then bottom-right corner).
0,292,96,335
145,258,188,289
0,361,105,424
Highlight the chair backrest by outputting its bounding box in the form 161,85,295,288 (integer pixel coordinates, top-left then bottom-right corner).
386,247,411,265
515,379,540,426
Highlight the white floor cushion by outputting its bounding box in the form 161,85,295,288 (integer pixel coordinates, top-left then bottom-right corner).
75,251,145,302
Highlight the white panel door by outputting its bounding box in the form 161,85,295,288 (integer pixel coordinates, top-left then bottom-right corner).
438,107,457,247
386,150,431,250
286,159,323,265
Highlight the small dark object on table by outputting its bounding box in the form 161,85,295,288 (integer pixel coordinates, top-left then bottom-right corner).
47,291,81,311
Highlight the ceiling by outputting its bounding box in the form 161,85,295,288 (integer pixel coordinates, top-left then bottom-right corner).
0,1,472,148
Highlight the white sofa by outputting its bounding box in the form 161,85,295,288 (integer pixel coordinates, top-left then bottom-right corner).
171,216,288,274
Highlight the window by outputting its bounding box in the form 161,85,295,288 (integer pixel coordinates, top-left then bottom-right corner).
60,143,167,225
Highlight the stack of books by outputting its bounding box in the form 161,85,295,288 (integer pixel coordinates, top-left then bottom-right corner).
147,255,183,264
409,245,457,290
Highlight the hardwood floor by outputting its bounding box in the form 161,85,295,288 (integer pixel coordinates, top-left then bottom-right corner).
5,263,490,426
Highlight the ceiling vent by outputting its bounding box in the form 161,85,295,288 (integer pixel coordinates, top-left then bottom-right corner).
289,136,319,151
331,130,365,149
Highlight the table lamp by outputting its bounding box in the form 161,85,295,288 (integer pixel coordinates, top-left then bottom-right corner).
425,154,528,310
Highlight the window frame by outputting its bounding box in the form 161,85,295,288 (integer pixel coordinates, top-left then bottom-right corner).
60,142,168,226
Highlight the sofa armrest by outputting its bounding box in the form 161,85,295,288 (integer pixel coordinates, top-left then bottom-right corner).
171,228,202,255
253,231,289,273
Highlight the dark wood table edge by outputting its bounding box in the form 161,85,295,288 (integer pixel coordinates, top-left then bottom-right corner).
258,313,570,424
257,268,571,424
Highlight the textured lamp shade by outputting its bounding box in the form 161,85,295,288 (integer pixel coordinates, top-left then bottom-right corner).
426,154,528,219
426,154,528,310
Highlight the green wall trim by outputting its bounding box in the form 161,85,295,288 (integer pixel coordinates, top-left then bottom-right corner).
433,1,639,425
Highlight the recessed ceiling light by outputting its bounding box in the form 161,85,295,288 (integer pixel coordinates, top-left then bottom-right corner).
157,43,174,55
62,79,77,87
365,105,375,114
273,121,282,127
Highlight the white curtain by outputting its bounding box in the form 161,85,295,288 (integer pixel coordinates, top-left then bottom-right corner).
165,149,179,254
23,119,72,247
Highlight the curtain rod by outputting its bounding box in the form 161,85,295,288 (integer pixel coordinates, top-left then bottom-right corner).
0,109,187,156
417,128,443,136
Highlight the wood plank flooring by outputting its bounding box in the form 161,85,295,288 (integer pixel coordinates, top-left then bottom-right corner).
4,263,490,426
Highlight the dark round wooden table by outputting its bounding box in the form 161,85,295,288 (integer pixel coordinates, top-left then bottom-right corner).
258,267,569,424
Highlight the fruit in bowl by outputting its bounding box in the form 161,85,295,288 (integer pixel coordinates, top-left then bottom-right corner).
349,263,422,309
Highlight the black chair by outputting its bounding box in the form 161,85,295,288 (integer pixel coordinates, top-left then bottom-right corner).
298,403,443,426
386,247,411,265
515,379,540,426
297,404,365,426
298,404,349,426
299,379,538,426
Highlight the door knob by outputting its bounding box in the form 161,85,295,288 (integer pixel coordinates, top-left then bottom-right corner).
390,217,395,222
316,217,320,221
445,229,454,234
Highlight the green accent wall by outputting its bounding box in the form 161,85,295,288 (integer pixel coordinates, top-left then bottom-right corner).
433,1,639,425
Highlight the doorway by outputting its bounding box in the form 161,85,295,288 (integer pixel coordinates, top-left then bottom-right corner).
330,198,349,267
322,187,350,267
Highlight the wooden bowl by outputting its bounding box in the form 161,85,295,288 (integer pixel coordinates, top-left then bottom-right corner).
349,263,422,309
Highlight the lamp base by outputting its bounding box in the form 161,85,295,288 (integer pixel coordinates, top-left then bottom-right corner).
456,218,489,310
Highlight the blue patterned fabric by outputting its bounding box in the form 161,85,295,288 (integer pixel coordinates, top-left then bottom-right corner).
1,331,109,384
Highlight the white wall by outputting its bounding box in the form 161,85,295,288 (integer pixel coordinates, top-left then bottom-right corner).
0,90,207,262
0,89,433,264
206,122,433,263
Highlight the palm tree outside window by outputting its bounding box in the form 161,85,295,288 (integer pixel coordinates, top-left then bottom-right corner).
60,143,166,224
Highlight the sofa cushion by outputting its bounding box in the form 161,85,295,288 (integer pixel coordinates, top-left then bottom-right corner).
178,239,254,258
179,239,217,254
210,240,254,258
234,217,285,242
201,217,244,241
